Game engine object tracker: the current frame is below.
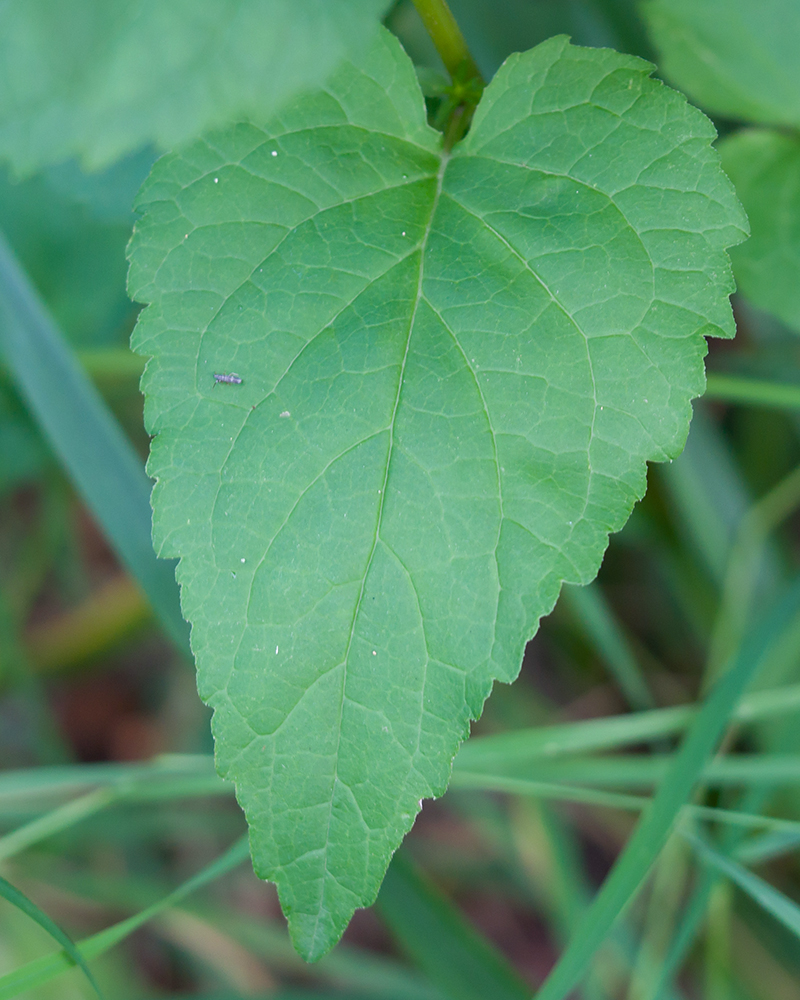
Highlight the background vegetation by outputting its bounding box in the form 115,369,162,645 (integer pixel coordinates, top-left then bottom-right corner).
1,1,800,998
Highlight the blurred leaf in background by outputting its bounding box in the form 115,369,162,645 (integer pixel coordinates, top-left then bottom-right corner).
0,0,392,174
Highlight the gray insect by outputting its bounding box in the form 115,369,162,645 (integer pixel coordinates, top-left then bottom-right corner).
213,372,243,385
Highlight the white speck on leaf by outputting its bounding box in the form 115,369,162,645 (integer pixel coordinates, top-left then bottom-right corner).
275,645,279,655
214,177,219,183
280,410,290,418
372,650,377,656
240,557,245,563
271,150,278,157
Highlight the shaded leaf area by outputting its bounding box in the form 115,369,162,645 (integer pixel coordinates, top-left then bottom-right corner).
720,130,800,335
0,0,389,174
642,0,800,128
128,29,745,958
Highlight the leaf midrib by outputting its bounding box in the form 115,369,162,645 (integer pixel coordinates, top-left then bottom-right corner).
305,147,450,954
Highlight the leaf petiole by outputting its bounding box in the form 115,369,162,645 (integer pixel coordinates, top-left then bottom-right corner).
410,0,483,146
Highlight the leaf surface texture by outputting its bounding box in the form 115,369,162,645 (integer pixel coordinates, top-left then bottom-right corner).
128,29,746,958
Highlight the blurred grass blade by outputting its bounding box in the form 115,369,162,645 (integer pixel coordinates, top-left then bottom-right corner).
736,829,800,865
0,788,114,862
0,874,103,999
650,699,800,996
452,772,800,836
455,681,800,769
459,752,800,789
658,407,752,585
684,831,800,940
0,835,250,999
705,374,800,410
706,462,800,683
646,870,715,1000
533,574,800,1000
561,583,655,710
0,230,189,654
0,755,224,810
376,851,531,1000
452,774,650,811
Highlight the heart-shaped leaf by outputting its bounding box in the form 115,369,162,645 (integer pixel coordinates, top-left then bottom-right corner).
128,28,746,958
0,0,390,174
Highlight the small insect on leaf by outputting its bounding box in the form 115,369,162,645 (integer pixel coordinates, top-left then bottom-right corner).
213,372,243,385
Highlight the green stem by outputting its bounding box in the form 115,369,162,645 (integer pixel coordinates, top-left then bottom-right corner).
411,0,484,148
410,0,482,83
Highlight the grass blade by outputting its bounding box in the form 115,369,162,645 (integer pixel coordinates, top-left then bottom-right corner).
735,830,800,865
376,851,531,1000
0,755,221,806
683,831,800,940
0,230,189,654
0,788,115,862
0,835,250,999
454,681,800,770
561,583,655,711
0,873,103,999
705,374,800,411
451,772,800,836
458,753,800,790
533,574,800,1000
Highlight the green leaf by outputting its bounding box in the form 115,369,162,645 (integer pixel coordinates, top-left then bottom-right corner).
642,0,800,127
0,0,390,175
719,129,800,334
128,29,746,959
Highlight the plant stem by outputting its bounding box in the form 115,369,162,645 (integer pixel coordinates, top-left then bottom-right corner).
410,0,482,85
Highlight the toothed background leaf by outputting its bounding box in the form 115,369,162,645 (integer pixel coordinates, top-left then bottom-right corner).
128,29,747,958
